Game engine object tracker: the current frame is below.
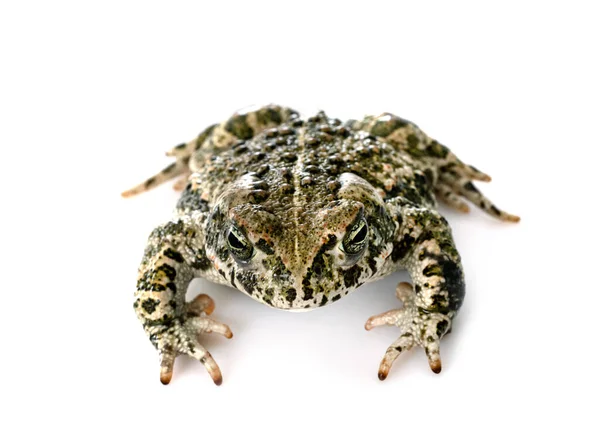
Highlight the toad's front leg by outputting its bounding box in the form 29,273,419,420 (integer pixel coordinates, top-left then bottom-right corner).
365,205,465,379
134,221,233,385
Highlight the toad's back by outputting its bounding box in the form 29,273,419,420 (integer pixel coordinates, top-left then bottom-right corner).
183,110,437,223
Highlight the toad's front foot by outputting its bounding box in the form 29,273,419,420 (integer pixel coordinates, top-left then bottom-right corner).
365,282,452,380
150,294,233,386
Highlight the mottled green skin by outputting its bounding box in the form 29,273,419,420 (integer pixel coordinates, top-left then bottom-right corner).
128,104,518,383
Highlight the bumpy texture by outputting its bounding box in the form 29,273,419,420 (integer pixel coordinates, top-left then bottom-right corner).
123,105,519,385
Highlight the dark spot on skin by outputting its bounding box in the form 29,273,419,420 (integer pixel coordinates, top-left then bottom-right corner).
236,270,258,295
232,143,248,155
319,295,329,306
195,124,216,149
141,298,160,314
190,248,211,271
417,230,435,244
176,186,210,213
420,258,465,313
164,249,184,263
425,141,448,158
308,234,337,281
392,234,415,262
490,205,502,216
281,153,298,162
367,255,378,275
463,182,479,193
326,180,341,192
424,169,435,186
343,265,362,288
163,163,177,173
225,114,254,139
331,294,341,302
230,269,237,288
255,164,270,177
308,113,325,123
370,116,409,137
436,319,450,338
285,288,297,304
166,282,177,294
142,283,165,292
423,264,443,277
169,300,177,310
336,126,350,137
281,168,292,180
303,286,314,301
280,184,294,194
430,294,447,307
301,177,313,186
264,128,278,138
264,288,274,305
156,264,176,280
143,314,175,328
256,107,283,126
249,190,269,203
406,134,419,150
414,172,431,194
396,213,403,227
145,177,156,187
441,259,465,311
216,245,229,262
255,238,275,255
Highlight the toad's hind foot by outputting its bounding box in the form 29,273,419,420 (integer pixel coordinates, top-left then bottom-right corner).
121,158,189,198
152,294,233,386
365,282,450,379
437,168,520,222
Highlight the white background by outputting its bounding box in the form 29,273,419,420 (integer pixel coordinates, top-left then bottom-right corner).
1,1,599,440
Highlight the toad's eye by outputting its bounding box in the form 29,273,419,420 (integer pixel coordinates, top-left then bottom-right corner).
227,226,254,262
342,217,369,256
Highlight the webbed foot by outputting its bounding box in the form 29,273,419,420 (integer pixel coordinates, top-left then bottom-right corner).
365,282,451,379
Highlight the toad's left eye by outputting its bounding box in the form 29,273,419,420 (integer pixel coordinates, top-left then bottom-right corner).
342,217,369,256
226,226,254,262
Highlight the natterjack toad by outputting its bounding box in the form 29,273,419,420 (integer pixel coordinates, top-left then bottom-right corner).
123,105,519,385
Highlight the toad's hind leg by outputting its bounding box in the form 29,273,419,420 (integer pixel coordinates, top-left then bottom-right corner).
122,104,299,198
350,113,519,222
